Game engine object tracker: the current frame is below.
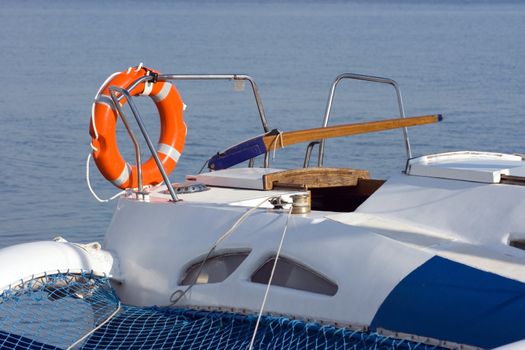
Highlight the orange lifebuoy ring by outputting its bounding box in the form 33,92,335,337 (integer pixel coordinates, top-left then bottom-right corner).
89,66,186,189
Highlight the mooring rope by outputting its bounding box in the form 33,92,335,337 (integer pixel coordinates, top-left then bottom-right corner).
169,196,277,305
248,205,293,350
85,153,126,203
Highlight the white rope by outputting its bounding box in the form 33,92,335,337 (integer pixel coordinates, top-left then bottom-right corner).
66,301,121,350
248,206,293,350
213,197,271,246
170,196,274,305
126,62,143,74
91,63,144,140
91,63,145,141
86,153,126,203
91,70,121,140
269,131,285,159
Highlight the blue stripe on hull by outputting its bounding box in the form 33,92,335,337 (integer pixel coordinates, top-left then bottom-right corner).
370,256,525,349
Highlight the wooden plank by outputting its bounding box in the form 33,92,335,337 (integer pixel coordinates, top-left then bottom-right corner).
262,114,442,150
264,114,441,149
263,167,370,190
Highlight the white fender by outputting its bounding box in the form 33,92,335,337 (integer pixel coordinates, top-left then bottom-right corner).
0,237,116,292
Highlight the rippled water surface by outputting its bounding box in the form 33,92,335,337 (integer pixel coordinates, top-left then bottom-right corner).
0,0,524,248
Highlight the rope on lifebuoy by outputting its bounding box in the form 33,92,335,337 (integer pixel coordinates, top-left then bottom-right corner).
90,63,145,142
91,70,122,142
248,206,293,350
85,153,125,203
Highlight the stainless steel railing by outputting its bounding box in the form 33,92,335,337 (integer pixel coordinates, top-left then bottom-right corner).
314,73,410,167
108,73,270,202
110,71,411,199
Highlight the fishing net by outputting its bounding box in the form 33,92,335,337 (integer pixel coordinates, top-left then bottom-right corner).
0,272,446,350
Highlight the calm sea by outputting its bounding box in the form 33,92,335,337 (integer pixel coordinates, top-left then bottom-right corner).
0,0,524,248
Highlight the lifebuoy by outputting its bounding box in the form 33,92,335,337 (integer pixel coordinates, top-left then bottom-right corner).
89,66,186,189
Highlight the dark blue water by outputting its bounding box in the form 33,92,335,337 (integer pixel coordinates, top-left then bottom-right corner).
0,1,524,248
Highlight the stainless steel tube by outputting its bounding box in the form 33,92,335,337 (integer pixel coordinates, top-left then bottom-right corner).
317,73,410,167
108,88,143,193
158,74,271,167
109,86,179,202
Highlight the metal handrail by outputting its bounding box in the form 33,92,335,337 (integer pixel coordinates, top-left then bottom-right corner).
109,84,180,202
157,74,269,132
316,73,410,167
303,141,320,168
107,73,271,202
108,89,144,194
157,74,271,168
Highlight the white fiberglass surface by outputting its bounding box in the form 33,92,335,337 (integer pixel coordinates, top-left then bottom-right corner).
103,197,432,325
329,174,525,282
407,152,525,183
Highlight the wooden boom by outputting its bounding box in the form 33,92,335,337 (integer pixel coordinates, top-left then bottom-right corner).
208,114,442,170
263,114,442,149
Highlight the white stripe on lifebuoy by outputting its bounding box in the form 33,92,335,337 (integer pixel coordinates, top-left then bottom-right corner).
141,81,154,96
158,143,181,163
112,163,131,187
95,95,117,112
152,82,172,102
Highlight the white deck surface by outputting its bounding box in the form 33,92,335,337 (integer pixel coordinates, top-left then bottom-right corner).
186,167,284,190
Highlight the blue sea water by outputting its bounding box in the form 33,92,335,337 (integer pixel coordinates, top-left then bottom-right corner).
0,0,524,249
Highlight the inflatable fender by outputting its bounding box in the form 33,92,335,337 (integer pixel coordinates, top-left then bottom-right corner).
0,237,116,292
